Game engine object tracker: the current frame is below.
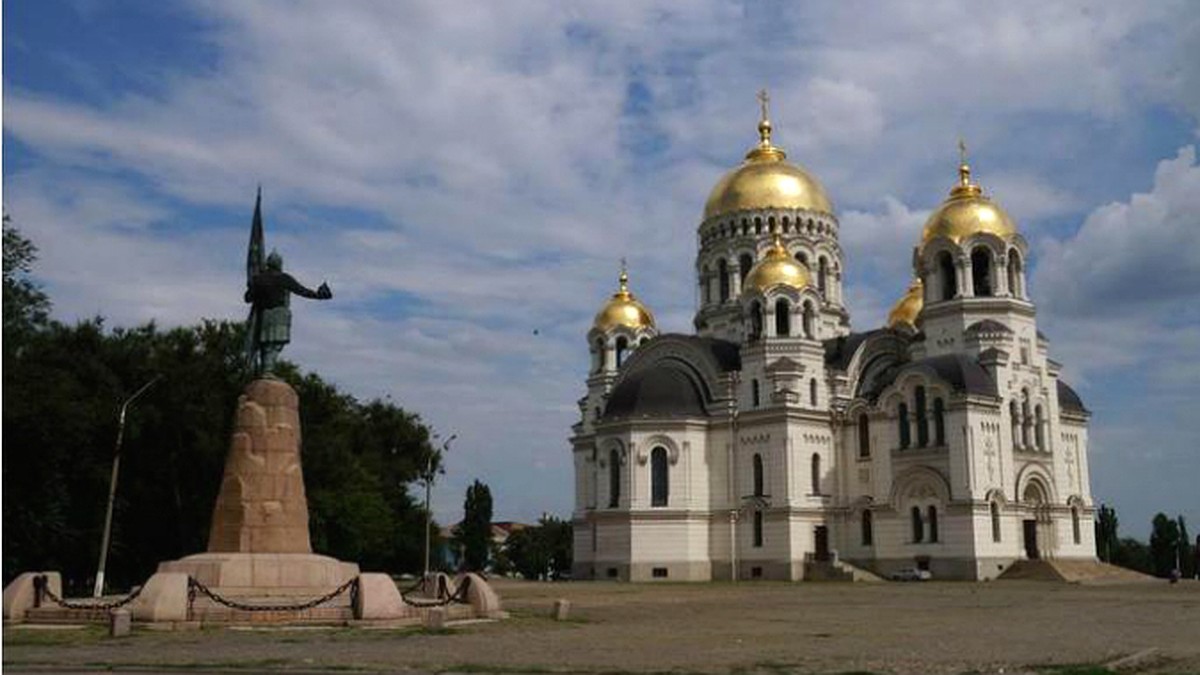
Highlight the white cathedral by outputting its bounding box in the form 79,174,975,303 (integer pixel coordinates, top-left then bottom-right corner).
570,102,1096,581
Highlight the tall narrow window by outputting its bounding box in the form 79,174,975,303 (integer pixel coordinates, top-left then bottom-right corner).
802,303,815,338
915,386,929,447
608,449,620,508
753,510,764,547
861,510,874,546
971,248,993,297
775,298,791,336
1071,507,1081,544
933,398,946,446
911,506,924,542
810,453,821,494
858,413,871,458
703,266,712,304
1021,397,1032,448
749,301,763,340
1010,400,1022,449
650,447,668,507
898,403,911,449
1007,252,1022,298
753,453,764,497
596,338,606,371
718,258,730,302
1035,404,1045,450
991,501,1002,542
938,252,956,300
751,379,760,408
809,378,819,407
818,257,829,298
615,336,629,368
738,253,753,287
928,505,939,543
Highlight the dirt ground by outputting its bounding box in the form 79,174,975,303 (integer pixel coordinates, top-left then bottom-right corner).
4,578,1199,674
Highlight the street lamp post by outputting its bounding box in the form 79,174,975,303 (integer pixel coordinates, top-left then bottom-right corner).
423,433,455,578
93,374,163,598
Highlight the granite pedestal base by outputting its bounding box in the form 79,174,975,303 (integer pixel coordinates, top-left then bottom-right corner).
158,552,359,597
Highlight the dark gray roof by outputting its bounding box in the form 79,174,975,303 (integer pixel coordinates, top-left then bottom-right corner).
824,330,885,371
966,319,1013,335
870,353,998,400
604,365,709,419
1057,380,1087,414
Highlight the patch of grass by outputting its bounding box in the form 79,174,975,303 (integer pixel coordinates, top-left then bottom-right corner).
79,657,298,670
2,625,108,646
1031,666,1117,675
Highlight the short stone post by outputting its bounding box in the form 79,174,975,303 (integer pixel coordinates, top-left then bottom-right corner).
552,598,570,621
109,609,132,637
424,606,446,630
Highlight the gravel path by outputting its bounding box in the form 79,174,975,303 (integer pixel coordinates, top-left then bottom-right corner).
5,579,1199,674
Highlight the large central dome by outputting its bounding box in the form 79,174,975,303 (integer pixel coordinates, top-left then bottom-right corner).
703,118,833,221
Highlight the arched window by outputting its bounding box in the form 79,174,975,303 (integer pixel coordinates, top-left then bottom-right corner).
1007,252,1022,298
928,505,939,543
818,257,829,298
938,252,956,301
911,506,924,542
915,386,929,447
748,300,763,340
1021,395,1032,448
933,398,946,446
1035,404,1045,450
775,298,791,336
802,302,815,338
898,403,911,449
810,453,821,494
753,510,764,547
1010,400,1022,449
861,510,874,546
795,251,808,266
971,247,993,297
753,453,764,497
738,253,753,287
615,336,629,368
650,447,668,507
809,378,819,407
608,449,621,508
718,258,730,302
991,500,1002,542
858,413,870,458
751,379,760,408
1071,506,1081,544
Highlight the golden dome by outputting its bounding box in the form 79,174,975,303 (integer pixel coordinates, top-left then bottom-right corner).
743,234,811,294
921,152,1017,247
887,278,924,329
702,97,833,221
593,267,655,332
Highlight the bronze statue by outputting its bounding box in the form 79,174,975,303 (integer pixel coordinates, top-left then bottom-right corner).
243,189,332,375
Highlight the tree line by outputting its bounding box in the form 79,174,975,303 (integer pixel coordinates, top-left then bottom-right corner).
3,223,440,593
1095,504,1197,579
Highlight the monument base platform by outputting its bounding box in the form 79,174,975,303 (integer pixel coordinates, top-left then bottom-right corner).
158,552,359,598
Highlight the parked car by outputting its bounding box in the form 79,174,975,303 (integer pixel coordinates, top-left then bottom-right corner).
890,567,932,581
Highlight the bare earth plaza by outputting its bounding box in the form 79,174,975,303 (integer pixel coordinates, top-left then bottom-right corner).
4,3,1200,675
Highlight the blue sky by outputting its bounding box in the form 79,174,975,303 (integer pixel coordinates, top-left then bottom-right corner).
4,1,1198,539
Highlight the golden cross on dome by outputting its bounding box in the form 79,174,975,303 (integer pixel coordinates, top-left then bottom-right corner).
618,257,629,292
757,89,770,123
956,137,972,187
958,137,968,165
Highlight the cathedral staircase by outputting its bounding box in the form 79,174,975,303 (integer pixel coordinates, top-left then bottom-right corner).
998,559,1155,584
803,558,883,582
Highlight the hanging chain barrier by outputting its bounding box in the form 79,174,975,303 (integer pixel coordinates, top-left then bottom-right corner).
400,573,471,607
32,574,145,611
186,576,359,614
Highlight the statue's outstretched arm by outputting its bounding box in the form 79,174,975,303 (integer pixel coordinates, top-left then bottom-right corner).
282,273,332,300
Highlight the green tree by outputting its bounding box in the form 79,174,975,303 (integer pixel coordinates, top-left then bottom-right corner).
1177,517,1194,579
501,516,573,580
1094,504,1119,563
458,480,493,571
1112,537,1152,574
1149,513,1181,578
3,219,51,358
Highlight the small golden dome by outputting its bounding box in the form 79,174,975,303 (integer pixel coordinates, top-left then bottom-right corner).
593,267,655,332
887,278,924,329
702,94,833,221
921,150,1017,247
743,234,811,294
